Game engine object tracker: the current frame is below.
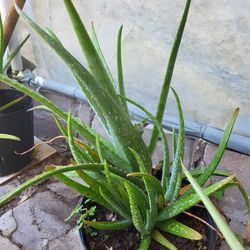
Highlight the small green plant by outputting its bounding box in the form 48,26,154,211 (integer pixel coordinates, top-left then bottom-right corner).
0,13,29,110
0,13,29,75
0,0,248,249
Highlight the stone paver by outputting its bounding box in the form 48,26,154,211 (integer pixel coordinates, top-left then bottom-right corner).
0,210,17,237
11,191,78,250
47,228,82,250
0,235,20,250
203,143,250,243
47,182,81,201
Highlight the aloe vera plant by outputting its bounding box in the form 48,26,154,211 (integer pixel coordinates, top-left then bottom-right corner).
0,0,248,249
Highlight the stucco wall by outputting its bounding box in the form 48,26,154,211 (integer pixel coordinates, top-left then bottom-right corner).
14,0,250,138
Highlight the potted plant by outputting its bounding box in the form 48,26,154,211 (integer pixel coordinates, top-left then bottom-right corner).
0,0,249,249
0,13,33,176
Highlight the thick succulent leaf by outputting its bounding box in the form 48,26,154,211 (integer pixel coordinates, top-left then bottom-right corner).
0,134,20,141
124,181,146,234
62,0,151,170
121,96,170,189
95,134,104,162
90,22,114,83
56,173,111,211
189,108,239,192
138,235,151,250
3,34,30,72
127,172,164,198
158,175,235,221
117,25,128,114
99,186,130,219
129,148,157,232
15,5,152,173
148,0,191,155
152,230,177,250
0,74,131,172
205,172,250,241
44,27,63,46
84,219,132,230
172,128,177,157
53,114,96,162
157,219,202,240
165,87,185,201
0,163,126,206
182,162,244,250
67,112,86,164
102,159,126,208
0,95,26,112
63,0,117,98
113,175,148,214
117,185,130,210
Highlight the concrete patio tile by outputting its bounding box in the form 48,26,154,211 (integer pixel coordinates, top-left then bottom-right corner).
47,228,82,250
203,143,250,239
11,191,77,250
0,210,17,237
0,235,20,250
47,181,81,201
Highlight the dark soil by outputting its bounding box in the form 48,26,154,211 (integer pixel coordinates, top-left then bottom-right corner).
80,201,222,250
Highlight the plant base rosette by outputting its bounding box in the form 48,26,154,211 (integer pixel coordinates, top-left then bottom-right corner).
78,198,219,250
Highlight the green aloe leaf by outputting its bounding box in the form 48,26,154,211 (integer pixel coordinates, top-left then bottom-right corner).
127,172,164,198
159,174,235,221
0,95,26,112
165,87,185,201
0,74,131,172
148,0,191,155
124,181,146,234
63,0,117,98
53,114,95,162
172,128,177,156
157,219,202,240
129,148,157,232
84,219,132,230
90,22,114,83
56,173,111,210
182,162,244,250
99,186,130,220
3,34,30,72
15,4,152,173
117,25,128,114
121,95,170,190
139,234,151,250
0,134,20,141
67,112,86,164
196,108,239,187
152,230,177,250
0,163,130,206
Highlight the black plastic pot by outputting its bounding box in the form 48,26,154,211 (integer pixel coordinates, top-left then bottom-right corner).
0,89,34,176
78,199,217,250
